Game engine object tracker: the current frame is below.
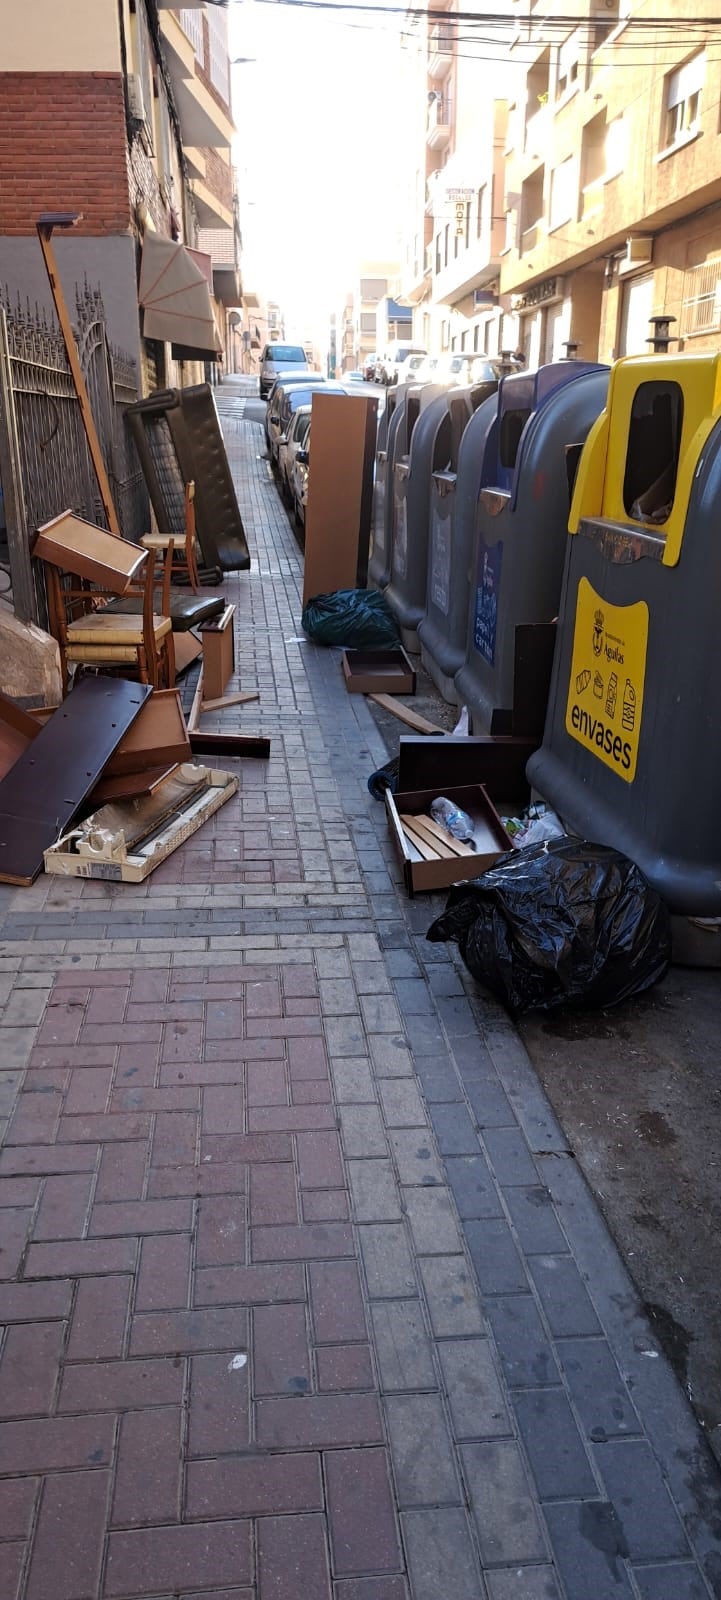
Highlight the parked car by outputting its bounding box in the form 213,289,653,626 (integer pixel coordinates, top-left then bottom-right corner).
342,370,366,384
264,372,325,444
265,377,327,459
259,342,310,400
292,428,311,533
363,353,378,381
269,381,345,471
375,344,428,385
278,404,312,506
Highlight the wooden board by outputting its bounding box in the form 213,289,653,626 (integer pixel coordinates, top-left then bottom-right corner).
397,735,536,805
33,511,146,591
174,631,204,675
189,731,270,761
90,765,178,807
367,694,445,735
102,690,190,777
0,676,151,886
401,812,475,858
199,604,235,701
0,693,40,780
399,819,438,861
302,392,377,604
200,692,259,713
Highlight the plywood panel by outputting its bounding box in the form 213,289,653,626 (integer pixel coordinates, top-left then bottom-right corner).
302,393,377,604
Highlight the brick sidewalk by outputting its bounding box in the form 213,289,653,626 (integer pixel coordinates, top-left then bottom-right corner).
0,381,720,1599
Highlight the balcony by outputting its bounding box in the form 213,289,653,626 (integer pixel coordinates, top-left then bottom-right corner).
524,102,549,159
428,24,453,81
427,96,451,151
159,10,235,148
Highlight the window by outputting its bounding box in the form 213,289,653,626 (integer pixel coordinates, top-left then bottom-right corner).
476,185,486,240
435,232,442,273
206,4,231,104
521,166,544,235
556,34,580,102
131,3,154,149
681,258,721,336
550,156,575,230
461,331,467,351
664,52,704,151
623,381,684,523
179,8,203,56
441,319,450,350
473,324,480,352
444,223,450,266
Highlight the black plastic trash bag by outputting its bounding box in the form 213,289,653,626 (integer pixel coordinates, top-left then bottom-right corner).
302,589,400,649
427,838,671,1016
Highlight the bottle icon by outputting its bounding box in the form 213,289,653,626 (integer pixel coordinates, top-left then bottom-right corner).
621,679,636,731
606,672,618,720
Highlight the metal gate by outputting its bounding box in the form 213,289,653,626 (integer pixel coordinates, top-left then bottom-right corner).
0,281,147,624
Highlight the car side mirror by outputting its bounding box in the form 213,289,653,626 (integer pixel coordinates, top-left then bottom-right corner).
297,449,309,466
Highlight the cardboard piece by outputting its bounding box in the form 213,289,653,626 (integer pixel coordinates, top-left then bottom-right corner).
45,764,238,882
386,783,511,895
302,391,377,604
342,649,416,696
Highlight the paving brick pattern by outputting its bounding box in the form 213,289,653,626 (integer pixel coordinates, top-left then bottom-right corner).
0,379,720,1598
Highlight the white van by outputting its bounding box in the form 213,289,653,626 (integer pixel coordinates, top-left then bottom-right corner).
259,342,310,399
376,344,428,386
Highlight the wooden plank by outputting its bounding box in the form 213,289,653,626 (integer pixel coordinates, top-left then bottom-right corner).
90,764,178,807
367,694,445,735
188,666,204,732
36,223,122,536
200,691,259,713
0,676,151,885
399,817,441,862
303,392,378,604
407,812,475,858
103,690,190,777
189,731,270,761
174,631,203,675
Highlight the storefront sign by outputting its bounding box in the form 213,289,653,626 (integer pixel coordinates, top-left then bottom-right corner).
565,578,649,782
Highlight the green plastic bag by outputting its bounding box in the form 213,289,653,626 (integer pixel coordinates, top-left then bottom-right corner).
302,589,400,648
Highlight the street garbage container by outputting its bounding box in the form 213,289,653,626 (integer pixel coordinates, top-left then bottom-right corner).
386,381,498,657
369,385,408,591
528,351,721,915
418,385,499,702
454,360,609,731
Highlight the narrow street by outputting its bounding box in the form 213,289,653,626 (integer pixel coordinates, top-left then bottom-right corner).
1,377,720,1600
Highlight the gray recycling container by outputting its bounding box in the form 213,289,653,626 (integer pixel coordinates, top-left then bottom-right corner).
369,384,408,590
418,385,499,702
383,384,470,652
529,350,721,914
454,360,609,732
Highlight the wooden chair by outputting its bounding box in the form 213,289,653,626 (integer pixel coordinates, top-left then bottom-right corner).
140,481,200,592
34,511,175,692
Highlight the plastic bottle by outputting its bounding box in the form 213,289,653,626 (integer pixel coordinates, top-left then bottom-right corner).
430,796,476,846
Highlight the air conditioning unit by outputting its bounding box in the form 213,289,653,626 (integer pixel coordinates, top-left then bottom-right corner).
127,74,146,125
618,235,653,276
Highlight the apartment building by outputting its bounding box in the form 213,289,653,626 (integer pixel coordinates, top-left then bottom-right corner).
336,263,405,372
501,0,721,363
397,5,516,358
0,1,239,390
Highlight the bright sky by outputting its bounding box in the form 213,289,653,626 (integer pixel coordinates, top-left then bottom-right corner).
228,0,410,343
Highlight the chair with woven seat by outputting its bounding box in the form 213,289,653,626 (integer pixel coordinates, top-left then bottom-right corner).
34,511,175,692
141,481,201,592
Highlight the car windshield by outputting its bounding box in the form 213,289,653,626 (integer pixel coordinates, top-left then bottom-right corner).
268,345,306,364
